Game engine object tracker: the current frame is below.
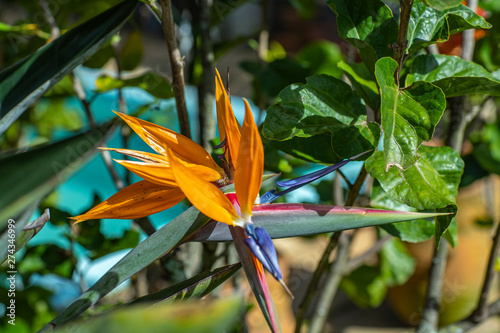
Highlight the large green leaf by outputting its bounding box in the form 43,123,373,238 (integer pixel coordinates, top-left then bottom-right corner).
471,122,500,175
338,61,380,111
375,57,446,170
0,0,138,135
327,0,398,74
54,297,243,333
419,0,464,10
365,146,464,245
39,206,212,331
186,204,450,242
340,236,415,308
371,181,435,243
0,122,115,231
408,2,491,53
95,72,174,99
406,54,500,97
295,40,344,78
128,264,241,305
262,74,380,164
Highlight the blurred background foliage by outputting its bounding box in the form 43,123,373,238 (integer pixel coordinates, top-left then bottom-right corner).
0,0,499,332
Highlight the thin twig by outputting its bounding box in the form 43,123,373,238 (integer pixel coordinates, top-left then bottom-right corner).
38,0,60,38
417,240,449,333
294,232,342,333
418,1,480,330
461,0,478,62
393,0,414,86
344,234,392,274
439,298,500,333
310,233,353,333
159,0,191,138
197,0,215,151
471,219,500,322
295,166,369,333
71,72,97,129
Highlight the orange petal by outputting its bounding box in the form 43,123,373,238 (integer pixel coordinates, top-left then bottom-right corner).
168,146,240,226
214,70,241,167
234,99,264,220
70,181,185,223
99,147,168,164
215,69,227,147
115,160,178,187
116,159,223,188
114,111,221,172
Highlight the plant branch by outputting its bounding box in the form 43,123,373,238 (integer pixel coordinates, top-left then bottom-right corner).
344,234,392,274
294,232,342,333
419,2,481,330
295,166,368,333
159,0,191,138
197,0,215,151
461,0,478,62
309,232,353,333
38,0,60,38
393,0,414,86
417,239,449,333
471,219,500,322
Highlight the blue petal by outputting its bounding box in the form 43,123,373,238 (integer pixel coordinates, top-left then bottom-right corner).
276,150,371,188
260,190,279,204
276,159,349,187
244,224,283,280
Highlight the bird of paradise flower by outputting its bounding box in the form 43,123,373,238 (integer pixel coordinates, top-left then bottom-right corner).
71,69,364,331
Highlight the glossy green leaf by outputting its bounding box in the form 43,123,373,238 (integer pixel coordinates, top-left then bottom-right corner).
327,0,398,74
338,61,380,111
262,74,380,164
295,40,344,78
240,57,310,99
341,265,387,308
95,72,174,99
471,122,500,175
0,0,138,135
380,237,416,286
0,204,44,264
129,263,241,305
186,205,451,242
420,0,464,10
40,206,212,331
288,0,316,19
375,57,446,170
341,236,415,308
0,122,115,231
54,297,243,333
408,2,491,53
406,54,500,97
371,180,435,243
365,146,464,244
119,30,143,71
